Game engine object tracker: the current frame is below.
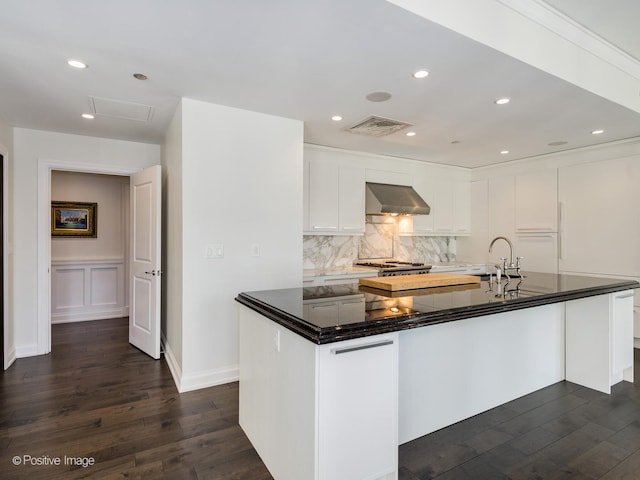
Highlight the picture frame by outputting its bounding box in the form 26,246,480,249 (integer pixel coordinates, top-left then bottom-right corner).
51,201,98,238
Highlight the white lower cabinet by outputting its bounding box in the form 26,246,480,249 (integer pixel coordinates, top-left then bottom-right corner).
239,306,398,480
318,335,399,480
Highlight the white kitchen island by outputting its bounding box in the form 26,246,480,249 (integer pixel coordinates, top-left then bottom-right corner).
235,272,637,480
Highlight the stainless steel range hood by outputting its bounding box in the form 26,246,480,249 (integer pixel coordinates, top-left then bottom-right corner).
365,182,430,215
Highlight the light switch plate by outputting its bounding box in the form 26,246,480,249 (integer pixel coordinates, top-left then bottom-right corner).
205,244,224,258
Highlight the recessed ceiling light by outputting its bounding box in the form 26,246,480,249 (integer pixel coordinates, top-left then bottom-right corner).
500,150,510,155
67,59,87,69
413,70,429,79
81,113,95,119
591,129,604,135
405,131,416,137
495,98,510,105
451,140,461,144
133,73,148,80
548,141,568,146
331,115,343,122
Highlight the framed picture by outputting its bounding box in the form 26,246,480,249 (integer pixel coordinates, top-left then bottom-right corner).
51,201,97,238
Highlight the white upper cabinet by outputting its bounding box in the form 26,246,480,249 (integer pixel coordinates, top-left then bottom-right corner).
559,157,640,276
411,176,434,234
304,146,470,237
304,148,365,235
515,170,558,232
431,179,454,234
338,165,366,234
406,169,470,236
453,180,471,234
307,157,340,233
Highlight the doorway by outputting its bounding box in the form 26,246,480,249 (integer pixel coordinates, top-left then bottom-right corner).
37,160,161,360
50,171,130,327
37,160,139,355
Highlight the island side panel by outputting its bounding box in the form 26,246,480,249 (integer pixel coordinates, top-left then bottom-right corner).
566,290,635,393
317,334,399,480
398,303,565,444
238,305,318,480
565,294,611,394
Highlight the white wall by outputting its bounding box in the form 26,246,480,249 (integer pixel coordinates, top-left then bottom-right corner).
51,171,129,261
161,101,184,374
163,98,304,392
12,128,160,356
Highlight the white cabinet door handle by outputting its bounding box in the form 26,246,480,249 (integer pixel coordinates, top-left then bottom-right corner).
332,339,394,355
615,292,635,299
313,225,338,230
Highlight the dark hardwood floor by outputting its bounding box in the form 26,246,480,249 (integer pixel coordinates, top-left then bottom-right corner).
1,318,639,479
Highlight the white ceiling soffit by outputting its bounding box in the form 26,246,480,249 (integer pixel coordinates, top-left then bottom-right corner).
89,96,154,122
498,0,640,79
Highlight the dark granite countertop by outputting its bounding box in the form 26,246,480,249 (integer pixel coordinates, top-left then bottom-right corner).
235,272,639,344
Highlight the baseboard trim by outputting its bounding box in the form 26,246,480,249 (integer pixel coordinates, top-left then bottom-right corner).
52,307,129,324
15,343,38,358
4,347,16,369
178,365,239,393
162,335,238,393
162,336,183,392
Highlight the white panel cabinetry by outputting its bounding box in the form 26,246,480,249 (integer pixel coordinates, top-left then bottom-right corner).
305,154,365,235
515,234,558,274
611,291,634,382
339,165,366,233
487,176,515,264
239,306,398,480
317,336,398,480
407,173,470,236
515,170,558,232
512,170,558,273
453,180,471,234
559,158,640,277
566,290,635,393
411,175,434,234
488,171,559,273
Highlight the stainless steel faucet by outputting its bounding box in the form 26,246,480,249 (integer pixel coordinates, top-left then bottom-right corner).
489,236,523,279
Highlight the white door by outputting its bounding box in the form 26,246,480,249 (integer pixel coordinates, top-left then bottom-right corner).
129,165,161,359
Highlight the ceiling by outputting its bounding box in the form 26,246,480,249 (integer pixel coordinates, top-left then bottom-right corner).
1,0,639,169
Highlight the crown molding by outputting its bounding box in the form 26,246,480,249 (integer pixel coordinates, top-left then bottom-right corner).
497,0,640,79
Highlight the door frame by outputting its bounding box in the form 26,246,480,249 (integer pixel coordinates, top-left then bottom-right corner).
37,159,139,354
1,144,10,368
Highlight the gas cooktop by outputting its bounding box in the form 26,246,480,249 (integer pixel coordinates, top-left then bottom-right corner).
354,260,432,276
355,260,427,268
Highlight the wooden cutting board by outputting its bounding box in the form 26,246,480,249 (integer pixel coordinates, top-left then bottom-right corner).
359,273,481,291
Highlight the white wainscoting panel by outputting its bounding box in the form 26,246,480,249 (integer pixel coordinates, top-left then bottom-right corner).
51,259,127,323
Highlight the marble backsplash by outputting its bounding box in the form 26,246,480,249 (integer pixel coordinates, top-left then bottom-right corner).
303,218,455,270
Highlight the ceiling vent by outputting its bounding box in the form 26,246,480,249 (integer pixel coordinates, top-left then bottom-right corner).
89,96,154,122
346,115,413,137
